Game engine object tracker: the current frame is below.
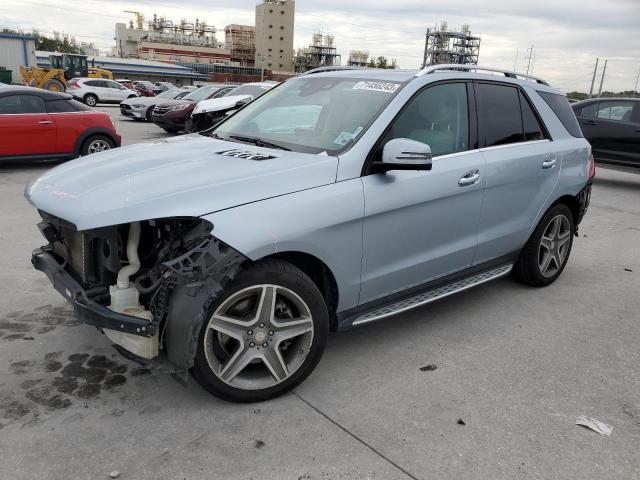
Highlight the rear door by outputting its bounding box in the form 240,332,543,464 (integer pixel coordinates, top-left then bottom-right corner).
360,82,485,303
0,94,57,157
473,82,559,264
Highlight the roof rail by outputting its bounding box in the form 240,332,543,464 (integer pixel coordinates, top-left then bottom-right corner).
300,66,366,76
415,64,549,86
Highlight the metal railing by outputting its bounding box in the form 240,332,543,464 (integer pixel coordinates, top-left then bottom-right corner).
415,64,549,85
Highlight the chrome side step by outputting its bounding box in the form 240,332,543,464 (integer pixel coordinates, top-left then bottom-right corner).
352,264,513,326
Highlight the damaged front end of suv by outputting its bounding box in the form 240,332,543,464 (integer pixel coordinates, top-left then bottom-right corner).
31,214,247,372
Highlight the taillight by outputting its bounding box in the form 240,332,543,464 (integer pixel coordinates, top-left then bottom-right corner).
587,153,596,182
68,79,79,89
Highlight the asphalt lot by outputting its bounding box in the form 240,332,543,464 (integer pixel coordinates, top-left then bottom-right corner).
0,106,639,479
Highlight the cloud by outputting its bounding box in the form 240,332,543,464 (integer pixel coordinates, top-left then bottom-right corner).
3,0,639,91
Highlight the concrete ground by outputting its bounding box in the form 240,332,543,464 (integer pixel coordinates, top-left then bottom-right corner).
0,108,639,479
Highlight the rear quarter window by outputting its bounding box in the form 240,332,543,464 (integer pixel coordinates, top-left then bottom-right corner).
538,91,583,138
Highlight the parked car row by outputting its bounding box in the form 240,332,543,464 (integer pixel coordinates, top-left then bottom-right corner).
118,81,277,134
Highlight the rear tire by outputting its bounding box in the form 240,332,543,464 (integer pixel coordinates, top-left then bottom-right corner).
162,127,180,133
84,94,98,107
43,78,65,92
513,204,574,287
80,135,114,156
191,260,329,403
145,107,154,121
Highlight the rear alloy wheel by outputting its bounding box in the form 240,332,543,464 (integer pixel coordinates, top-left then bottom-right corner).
514,204,574,287
80,135,114,156
191,261,329,402
84,94,98,107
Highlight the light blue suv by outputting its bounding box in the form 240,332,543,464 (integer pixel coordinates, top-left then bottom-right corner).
27,65,593,402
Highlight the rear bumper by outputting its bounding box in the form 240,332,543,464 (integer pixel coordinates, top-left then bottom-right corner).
31,247,156,337
576,183,591,226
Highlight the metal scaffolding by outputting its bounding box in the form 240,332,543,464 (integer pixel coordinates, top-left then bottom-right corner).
422,22,480,67
294,33,341,72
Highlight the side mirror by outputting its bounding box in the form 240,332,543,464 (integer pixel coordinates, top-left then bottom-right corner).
235,98,250,108
375,138,433,172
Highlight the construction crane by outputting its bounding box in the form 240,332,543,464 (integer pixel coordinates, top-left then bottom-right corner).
124,10,145,30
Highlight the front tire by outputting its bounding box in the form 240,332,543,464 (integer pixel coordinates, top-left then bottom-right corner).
514,204,574,287
191,260,329,402
43,78,65,92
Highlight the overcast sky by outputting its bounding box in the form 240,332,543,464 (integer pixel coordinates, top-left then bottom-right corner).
3,0,639,92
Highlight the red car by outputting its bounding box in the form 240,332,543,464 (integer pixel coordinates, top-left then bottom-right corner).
0,86,121,162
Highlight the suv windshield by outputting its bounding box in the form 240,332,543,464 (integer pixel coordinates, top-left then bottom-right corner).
211,77,402,154
184,85,223,101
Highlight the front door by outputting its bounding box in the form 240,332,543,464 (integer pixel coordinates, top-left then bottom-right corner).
360,82,485,304
0,94,56,157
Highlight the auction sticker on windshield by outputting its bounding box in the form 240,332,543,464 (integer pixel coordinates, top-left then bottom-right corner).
352,81,400,93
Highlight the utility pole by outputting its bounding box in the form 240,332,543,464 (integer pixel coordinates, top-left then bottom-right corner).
588,58,599,98
530,52,536,75
525,45,534,75
597,59,608,97
634,68,640,98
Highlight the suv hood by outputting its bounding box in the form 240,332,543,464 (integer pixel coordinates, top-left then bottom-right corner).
25,135,338,231
193,95,253,115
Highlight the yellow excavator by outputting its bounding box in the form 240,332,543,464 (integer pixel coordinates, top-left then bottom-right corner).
20,53,112,92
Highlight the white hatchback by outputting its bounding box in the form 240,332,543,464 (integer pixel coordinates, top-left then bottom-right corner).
67,78,139,106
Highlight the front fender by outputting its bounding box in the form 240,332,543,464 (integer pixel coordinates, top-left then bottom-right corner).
201,179,365,312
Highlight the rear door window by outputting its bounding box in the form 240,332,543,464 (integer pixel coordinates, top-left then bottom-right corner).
475,83,523,147
84,80,102,87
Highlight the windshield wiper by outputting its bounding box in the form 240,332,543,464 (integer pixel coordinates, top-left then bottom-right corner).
227,134,291,151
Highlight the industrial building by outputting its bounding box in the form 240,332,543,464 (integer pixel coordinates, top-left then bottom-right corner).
422,22,480,67
225,24,256,66
0,32,37,83
294,33,341,72
255,0,295,72
114,13,231,64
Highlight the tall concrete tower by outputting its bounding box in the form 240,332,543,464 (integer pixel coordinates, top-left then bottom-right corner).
255,0,295,72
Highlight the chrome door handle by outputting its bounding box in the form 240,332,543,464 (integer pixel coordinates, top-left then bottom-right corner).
458,169,480,187
37,120,52,125
542,155,557,169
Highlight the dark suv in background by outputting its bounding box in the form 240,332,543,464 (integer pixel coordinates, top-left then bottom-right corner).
572,98,640,168
151,84,235,133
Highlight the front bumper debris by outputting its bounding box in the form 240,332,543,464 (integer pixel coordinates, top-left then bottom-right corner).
32,247,157,337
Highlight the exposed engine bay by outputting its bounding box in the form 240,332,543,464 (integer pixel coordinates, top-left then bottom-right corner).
36,212,247,367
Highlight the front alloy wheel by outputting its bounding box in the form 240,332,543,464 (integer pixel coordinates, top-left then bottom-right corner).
191,260,329,402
